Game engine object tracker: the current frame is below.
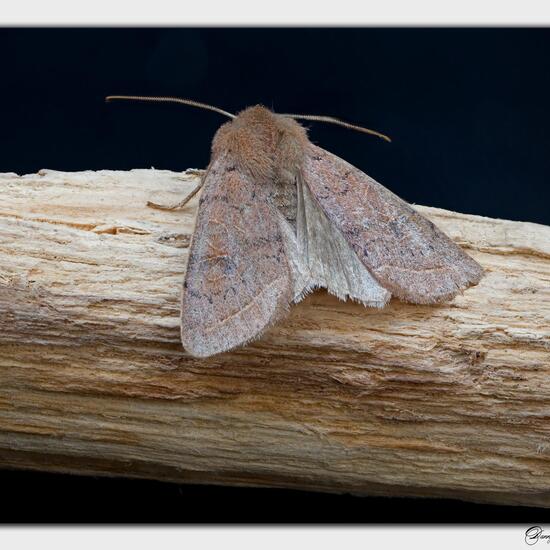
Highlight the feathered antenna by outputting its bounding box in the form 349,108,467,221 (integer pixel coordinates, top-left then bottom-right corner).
105,95,236,119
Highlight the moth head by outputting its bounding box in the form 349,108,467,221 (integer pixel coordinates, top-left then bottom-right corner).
105,95,391,187
211,105,303,183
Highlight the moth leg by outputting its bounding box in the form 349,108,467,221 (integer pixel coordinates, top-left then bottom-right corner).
147,177,204,211
184,168,206,177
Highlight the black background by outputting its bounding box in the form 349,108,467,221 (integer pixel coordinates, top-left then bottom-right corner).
1,28,549,523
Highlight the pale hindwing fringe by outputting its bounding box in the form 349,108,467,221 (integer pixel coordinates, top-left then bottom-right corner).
277,179,391,308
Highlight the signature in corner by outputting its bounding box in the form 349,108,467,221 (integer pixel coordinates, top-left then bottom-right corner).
526,526,550,545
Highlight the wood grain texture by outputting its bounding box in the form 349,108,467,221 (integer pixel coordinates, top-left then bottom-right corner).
0,168,549,507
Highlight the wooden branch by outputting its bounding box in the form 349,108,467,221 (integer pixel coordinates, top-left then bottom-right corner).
0,168,549,507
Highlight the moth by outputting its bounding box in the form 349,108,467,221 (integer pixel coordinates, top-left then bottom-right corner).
107,96,484,358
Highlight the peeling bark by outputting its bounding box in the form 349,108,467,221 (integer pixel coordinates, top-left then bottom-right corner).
0,168,549,507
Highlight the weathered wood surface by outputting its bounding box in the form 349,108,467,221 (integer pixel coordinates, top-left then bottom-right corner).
0,168,549,507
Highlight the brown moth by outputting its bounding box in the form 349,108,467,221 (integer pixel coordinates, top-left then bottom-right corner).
107,96,484,358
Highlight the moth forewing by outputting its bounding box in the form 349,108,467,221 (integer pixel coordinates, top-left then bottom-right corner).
301,144,483,304
179,155,293,358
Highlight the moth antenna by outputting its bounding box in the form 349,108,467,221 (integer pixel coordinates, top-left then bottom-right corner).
105,95,236,119
281,113,391,142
